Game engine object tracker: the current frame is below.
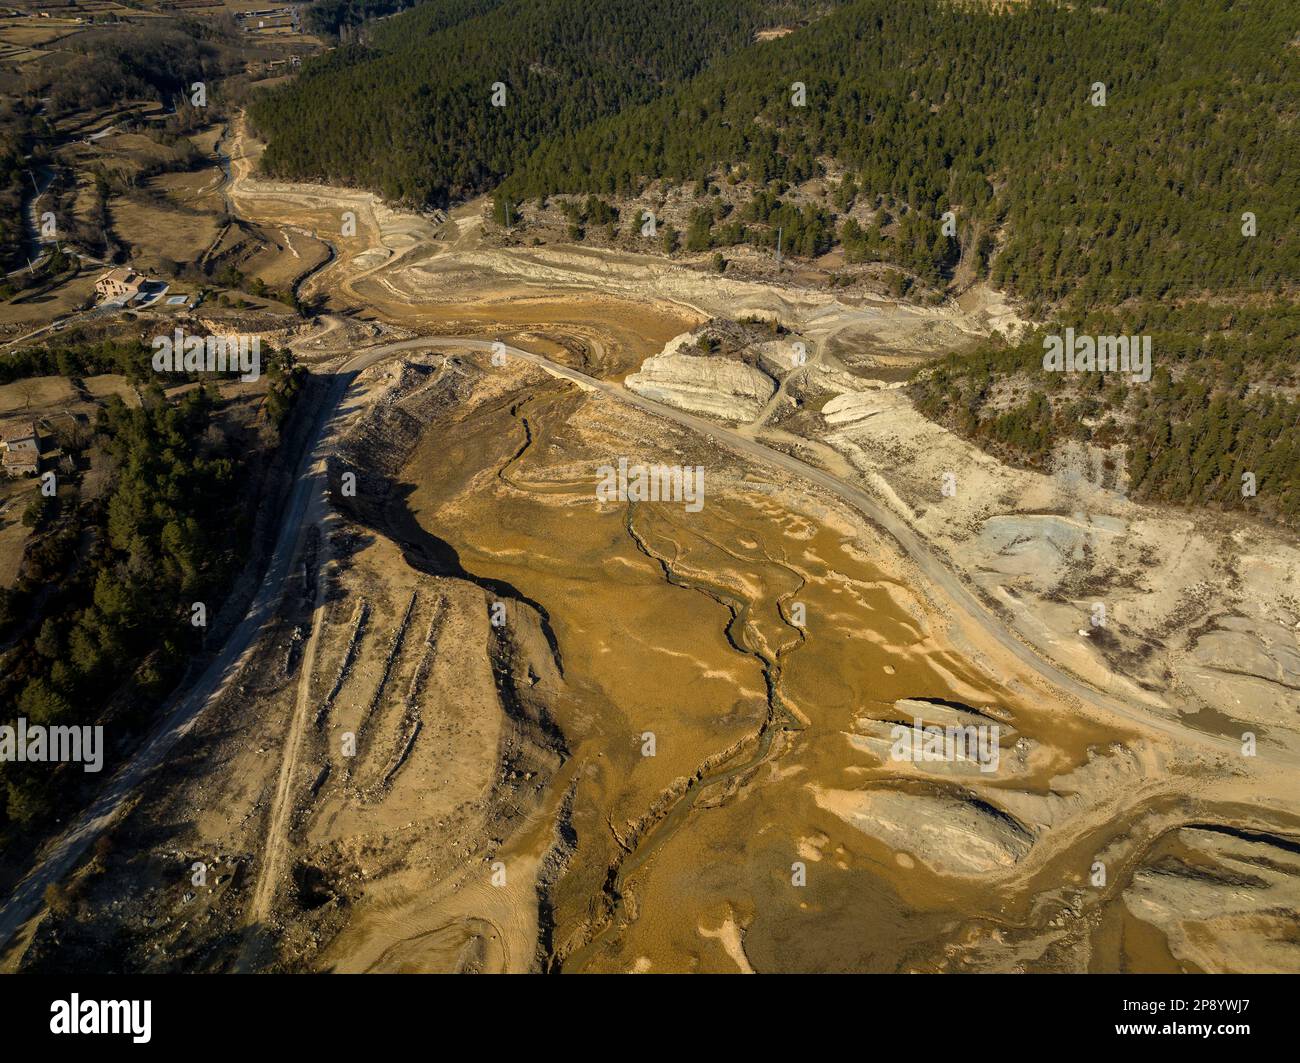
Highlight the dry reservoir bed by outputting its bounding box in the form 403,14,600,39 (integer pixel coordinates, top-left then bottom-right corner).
20,345,1299,974
298,351,1300,973
20,118,1296,973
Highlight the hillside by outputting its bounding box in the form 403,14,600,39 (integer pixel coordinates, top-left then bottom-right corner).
250,0,834,205
254,0,1298,307
498,0,1298,307
249,0,1300,526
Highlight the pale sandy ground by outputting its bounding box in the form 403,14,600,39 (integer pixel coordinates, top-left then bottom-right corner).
804,377,1300,752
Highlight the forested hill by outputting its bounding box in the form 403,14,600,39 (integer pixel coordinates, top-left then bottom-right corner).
250,0,834,205
253,0,1298,309
251,0,1300,525
500,0,1298,308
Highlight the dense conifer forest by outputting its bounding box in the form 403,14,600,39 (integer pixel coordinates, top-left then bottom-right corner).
0,347,304,840
910,302,1300,525
253,0,832,205
254,0,1296,305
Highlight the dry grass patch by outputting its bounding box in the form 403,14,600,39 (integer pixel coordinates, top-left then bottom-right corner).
109,193,220,270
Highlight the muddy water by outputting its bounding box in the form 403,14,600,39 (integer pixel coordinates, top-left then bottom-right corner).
398,371,1142,972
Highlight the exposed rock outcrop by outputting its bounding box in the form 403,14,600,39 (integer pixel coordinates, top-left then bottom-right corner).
625,350,776,422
